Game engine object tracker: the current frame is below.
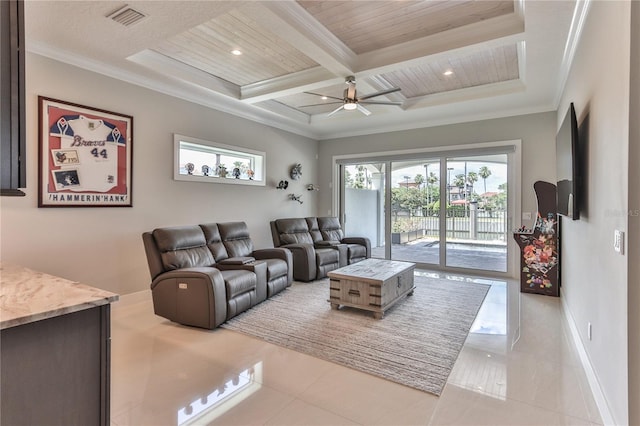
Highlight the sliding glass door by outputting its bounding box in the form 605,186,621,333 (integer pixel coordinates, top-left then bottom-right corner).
341,163,386,258
444,155,508,272
339,146,512,275
389,159,440,265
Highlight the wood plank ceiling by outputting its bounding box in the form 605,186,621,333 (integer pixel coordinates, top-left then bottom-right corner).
145,0,521,120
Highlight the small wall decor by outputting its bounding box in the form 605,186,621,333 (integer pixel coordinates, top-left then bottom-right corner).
306,184,319,191
276,180,289,190
38,96,133,207
289,194,303,204
290,163,302,180
201,165,210,176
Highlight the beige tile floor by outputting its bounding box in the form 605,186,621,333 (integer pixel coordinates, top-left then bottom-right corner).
110,271,603,426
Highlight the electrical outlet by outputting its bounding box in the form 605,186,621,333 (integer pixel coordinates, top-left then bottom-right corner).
614,230,624,254
588,322,592,340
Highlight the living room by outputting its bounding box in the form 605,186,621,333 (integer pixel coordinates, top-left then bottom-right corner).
1,1,638,425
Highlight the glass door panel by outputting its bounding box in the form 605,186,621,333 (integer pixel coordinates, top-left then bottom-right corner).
390,159,440,265
445,156,508,272
342,163,386,259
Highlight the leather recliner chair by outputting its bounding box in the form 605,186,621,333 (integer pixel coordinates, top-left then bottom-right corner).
270,217,371,282
142,225,260,329
315,217,370,264
270,218,341,282
142,223,293,329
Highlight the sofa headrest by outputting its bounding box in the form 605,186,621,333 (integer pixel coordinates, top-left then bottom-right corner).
318,217,344,241
275,218,309,234
199,223,229,262
218,222,254,258
274,218,313,245
152,225,214,271
305,217,322,242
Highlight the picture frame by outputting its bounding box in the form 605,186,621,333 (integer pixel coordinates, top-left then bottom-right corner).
38,96,133,207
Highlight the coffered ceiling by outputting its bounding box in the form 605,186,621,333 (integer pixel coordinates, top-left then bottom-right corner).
24,1,581,140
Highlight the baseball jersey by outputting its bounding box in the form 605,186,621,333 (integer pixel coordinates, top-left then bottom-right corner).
50,115,125,193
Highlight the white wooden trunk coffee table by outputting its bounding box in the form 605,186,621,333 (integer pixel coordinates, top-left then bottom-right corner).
328,258,415,319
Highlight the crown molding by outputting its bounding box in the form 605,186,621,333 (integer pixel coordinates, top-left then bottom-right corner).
554,0,592,108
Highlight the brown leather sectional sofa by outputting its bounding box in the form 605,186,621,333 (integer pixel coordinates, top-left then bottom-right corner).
142,221,292,329
270,217,371,282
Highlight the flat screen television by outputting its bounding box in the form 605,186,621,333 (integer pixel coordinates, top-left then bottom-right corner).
556,102,579,219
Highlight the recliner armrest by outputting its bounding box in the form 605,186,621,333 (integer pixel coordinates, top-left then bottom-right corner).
218,256,255,265
252,248,290,262
150,266,227,329
314,240,340,247
282,243,316,282
253,248,294,286
342,237,372,258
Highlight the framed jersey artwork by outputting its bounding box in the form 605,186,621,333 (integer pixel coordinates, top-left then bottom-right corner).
38,97,133,207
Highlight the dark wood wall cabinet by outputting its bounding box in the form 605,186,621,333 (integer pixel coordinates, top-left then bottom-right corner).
0,0,26,196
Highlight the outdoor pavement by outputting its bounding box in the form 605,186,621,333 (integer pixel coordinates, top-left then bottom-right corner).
371,239,507,272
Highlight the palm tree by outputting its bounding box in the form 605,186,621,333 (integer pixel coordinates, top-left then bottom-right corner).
467,171,478,196
479,166,492,194
426,171,438,205
414,174,424,190
453,174,466,200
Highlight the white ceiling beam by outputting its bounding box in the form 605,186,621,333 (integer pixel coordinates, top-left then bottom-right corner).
244,2,356,77
403,79,526,110
240,66,343,104
127,49,240,98
254,100,311,124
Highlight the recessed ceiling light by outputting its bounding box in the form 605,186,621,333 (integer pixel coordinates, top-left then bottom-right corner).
443,70,454,76
321,96,328,100
231,49,242,56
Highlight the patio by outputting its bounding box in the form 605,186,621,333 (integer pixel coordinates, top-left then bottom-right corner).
371,239,507,272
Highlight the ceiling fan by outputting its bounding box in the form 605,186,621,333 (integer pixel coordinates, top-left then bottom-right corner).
299,76,402,116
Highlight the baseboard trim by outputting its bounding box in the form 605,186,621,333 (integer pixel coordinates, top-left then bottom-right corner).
113,289,151,307
561,296,616,425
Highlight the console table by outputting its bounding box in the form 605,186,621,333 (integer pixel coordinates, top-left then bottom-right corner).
0,263,119,425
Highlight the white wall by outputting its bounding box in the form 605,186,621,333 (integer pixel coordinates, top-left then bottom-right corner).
0,53,318,295
557,2,631,424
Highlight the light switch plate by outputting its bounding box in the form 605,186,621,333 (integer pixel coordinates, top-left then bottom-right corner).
522,212,532,220
614,230,624,254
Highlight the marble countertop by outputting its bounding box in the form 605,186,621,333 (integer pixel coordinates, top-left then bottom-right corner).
0,263,119,330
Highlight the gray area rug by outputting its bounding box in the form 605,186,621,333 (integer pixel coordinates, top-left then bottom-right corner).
221,275,489,396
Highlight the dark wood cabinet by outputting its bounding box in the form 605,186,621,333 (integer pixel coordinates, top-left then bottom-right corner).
1,305,112,425
0,0,26,196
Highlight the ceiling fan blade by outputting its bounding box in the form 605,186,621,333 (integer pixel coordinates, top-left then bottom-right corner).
358,87,401,101
303,92,343,101
358,100,403,106
356,104,372,116
328,105,345,116
298,102,343,108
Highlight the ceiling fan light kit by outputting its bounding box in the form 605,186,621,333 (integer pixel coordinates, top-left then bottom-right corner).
300,76,401,117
